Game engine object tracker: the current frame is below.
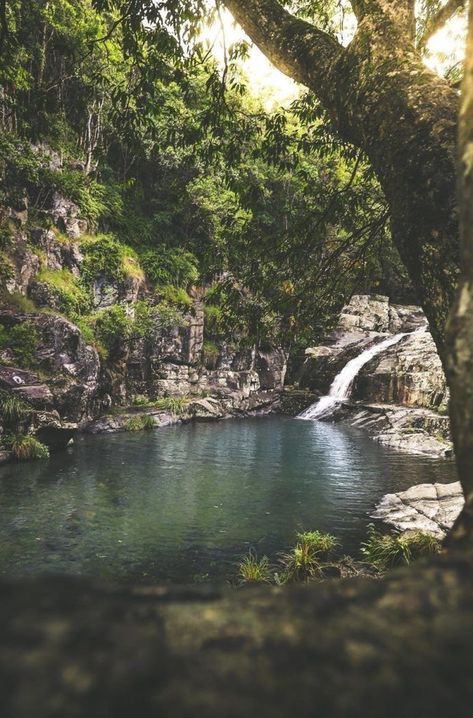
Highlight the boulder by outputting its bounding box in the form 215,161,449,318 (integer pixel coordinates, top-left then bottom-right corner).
30,228,83,276
334,403,452,457
354,330,447,409
5,232,40,295
0,311,100,422
337,295,426,334
338,294,391,332
51,193,88,239
372,481,464,537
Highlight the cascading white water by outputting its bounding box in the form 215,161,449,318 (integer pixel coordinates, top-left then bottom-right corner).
298,330,419,421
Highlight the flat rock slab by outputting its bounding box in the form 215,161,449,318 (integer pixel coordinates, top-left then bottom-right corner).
339,403,452,457
0,365,41,388
372,481,464,536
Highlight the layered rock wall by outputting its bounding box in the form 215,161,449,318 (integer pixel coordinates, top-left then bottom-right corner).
297,295,451,456
0,156,287,453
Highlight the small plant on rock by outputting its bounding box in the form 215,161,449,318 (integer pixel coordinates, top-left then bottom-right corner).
0,321,39,367
280,530,339,583
154,397,187,415
11,435,49,461
238,550,272,584
360,524,442,570
125,414,155,432
0,391,30,429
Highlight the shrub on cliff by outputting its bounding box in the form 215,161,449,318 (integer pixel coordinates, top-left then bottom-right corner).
0,391,31,431
0,321,40,368
80,235,143,285
140,246,199,288
36,268,91,317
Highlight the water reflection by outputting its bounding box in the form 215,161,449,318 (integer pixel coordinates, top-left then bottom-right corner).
0,417,457,582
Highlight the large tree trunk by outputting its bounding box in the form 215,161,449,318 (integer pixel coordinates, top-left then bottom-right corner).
446,0,473,545
224,0,460,360
224,0,473,538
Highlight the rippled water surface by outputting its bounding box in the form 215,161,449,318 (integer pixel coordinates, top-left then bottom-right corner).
0,417,457,582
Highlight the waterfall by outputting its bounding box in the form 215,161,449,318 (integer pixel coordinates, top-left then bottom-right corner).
298,331,415,421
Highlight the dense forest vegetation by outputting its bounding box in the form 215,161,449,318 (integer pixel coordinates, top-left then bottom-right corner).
0,0,416,360
2,3,473,714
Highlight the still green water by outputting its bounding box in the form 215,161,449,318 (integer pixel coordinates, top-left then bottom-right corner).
0,417,457,583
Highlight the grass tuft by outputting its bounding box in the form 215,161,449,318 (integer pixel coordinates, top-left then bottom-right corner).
0,390,30,427
153,397,187,415
11,435,49,461
360,524,442,569
125,414,155,432
280,530,339,583
238,549,272,584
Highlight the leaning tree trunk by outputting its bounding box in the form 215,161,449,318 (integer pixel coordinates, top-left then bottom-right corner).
224,0,460,361
224,0,473,540
446,0,473,546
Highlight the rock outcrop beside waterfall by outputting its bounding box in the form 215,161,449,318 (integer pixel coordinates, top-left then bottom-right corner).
297,295,451,457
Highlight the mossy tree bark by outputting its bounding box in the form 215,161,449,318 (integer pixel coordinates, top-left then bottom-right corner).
446,0,473,545
223,0,460,360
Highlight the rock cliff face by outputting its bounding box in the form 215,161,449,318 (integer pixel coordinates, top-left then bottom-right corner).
353,330,446,409
0,310,100,423
297,295,451,457
0,165,287,455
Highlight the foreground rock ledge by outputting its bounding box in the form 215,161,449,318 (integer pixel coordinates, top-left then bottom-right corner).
1,555,473,717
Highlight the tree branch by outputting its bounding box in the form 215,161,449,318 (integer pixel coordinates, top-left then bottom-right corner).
222,0,344,105
418,0,465,50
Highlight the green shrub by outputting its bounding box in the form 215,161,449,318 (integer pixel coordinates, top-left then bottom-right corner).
153,397,187,415
125,414,155,432
238,550,272,584
75,316,98,346
156,284,193,309
0,321,40,367
280,530,339,583
141,246,199,287
153,301,188,330
92,304,133,355
80,235,143,284
36,268,91,316
0,225,14,250
11,435,49,461
0,291,37,313
42,169,123,226
131,395,151,406
202,340,220,368
0,390,30,429
204,304,224,335
133,299,188,340
360,525,442,569
0,252,15,285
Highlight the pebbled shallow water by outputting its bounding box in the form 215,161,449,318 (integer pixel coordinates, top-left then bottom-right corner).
0,416,457,583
